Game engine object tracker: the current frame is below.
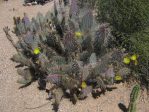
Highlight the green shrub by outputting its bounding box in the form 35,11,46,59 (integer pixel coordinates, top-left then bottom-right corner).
97,0,149,34
96,0,149,89
130,27,149,89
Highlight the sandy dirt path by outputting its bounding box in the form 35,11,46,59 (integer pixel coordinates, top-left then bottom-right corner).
0,0,149,112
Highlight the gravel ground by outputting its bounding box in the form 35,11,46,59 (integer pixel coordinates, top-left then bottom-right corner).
0,0,149,112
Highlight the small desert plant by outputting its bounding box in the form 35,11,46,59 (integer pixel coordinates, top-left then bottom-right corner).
128,84,140,112
118,84,141,112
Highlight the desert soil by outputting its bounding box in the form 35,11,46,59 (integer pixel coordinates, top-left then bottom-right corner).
0,0,149,112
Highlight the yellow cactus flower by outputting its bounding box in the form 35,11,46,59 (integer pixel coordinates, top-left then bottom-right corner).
134,60,138,65
81,81,87,89
75,32,83,38
130,54,137,61
33,48,40,55
123,57,130,64
114,74,123,81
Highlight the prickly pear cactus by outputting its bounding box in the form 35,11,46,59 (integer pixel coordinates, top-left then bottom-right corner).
17,68,33,87
69,0,79,18
81,9,93,31
3,1,129,111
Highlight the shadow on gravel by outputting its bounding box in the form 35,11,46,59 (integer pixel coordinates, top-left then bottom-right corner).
118,103,127,112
